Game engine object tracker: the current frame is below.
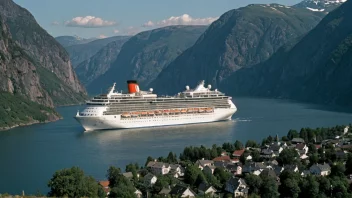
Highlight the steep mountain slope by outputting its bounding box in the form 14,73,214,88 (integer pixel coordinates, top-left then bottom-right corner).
294,0,346,12
75,37,130,86
0,0,86,105
223,0,352,106
65,36,130,68
0,16,59,130
88,25,207,94
55,36,97,47
151,4,325,94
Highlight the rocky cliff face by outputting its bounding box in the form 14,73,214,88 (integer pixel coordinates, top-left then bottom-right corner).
223,0,352,106
0,0,87,105
65,36,130,68
0,16,60,129
75,37,130,87
151,4,325,94
88,25,206,94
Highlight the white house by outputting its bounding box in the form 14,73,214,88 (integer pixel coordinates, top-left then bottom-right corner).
225,177,249,198
134,189,142,198
169,184,196,198
310,163,331,176
198,183,217,196
344,126,349,135
195,159,213,170
143,173,157,187
147,161,171,175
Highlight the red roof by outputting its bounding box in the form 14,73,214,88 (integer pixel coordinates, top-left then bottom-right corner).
315,144,321,149
213,156,231,162
99,181,111,193
232,149,245,157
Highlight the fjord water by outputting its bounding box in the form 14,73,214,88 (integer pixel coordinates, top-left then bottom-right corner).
1,97,352,194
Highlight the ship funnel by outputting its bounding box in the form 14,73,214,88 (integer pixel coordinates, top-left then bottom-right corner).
127,80,140,93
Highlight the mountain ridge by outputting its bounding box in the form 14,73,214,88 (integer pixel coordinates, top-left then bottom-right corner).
151,4,325,94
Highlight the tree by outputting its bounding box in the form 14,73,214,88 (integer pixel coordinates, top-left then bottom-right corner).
145,156,154,167
184,165,202,187
125,163,139,180
281,136,289,142
47,166,104,197
345,153,352,175
244,174,262,195
251,150,261,162
299,175,319,198
287,129,299,140
260,176,279,198
166,152,178,163
277,148,299,166
330,163,346,177
106,166,136,198
234,140,244,150
245,140,259,148
213,167,231,184
153,175,169,193
309,153,319,166
279,178,300,198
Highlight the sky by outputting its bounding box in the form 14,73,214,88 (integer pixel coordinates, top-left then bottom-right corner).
13,0,302,39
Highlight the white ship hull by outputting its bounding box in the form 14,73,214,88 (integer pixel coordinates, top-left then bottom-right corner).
75,108,236,131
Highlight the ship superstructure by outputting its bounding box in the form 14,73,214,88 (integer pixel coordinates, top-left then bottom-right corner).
74,80,237,131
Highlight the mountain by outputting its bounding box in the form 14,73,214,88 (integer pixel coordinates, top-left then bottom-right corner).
88,25,207,94
222,0,352,106
0,0,87,105
151,4,325,94
0,16,60,130
55,36,97,47
294,0,346,12
65,36,130,68
75,37,130,86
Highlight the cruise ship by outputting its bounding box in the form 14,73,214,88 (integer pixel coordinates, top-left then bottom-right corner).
74,80,237,131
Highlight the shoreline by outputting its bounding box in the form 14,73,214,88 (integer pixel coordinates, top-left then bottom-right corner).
0,115,62,132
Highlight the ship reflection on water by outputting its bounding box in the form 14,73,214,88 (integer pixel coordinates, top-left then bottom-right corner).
80,120,238,148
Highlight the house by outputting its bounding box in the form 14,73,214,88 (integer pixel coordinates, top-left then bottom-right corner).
260,169,278,181
170,164,185,177
213,156,237,163
310,163,331,176
242,162,267,174
134,189,142,198
226,164,242,175
296,143,309,155
284,165,299,173
344,126,349,135
225,177,249,198
99,181,110,195
292,138,305,144
195,159,213,170
122,172,133,180
233,149,245,158
261,148,275,158
198,182,217,196
169,184,196,198
143,173,157,187
147,161,171,175
300,170,311,177
203,165,216,175
269,143,283,155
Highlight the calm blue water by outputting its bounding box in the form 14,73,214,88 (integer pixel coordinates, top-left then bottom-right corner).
0,97,351,195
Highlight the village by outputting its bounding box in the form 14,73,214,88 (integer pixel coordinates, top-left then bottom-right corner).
93,124,352,198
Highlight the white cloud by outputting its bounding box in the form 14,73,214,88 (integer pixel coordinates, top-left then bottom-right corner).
142,14,218,28
51,21,60,26
98,34,107,39
113,29,120,34
142,21,154,27
65,16,117,28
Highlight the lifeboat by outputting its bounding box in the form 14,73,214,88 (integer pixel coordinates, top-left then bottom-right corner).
181,109,187,113
174,109,180,114
121,113,131,118
198,108,205,113
148,111,154,116
155,110,162,115
170,109,176,114
206,108,213,113
141,112,147,116
131,112,139,117
163,110,169,115
187,108,194,113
